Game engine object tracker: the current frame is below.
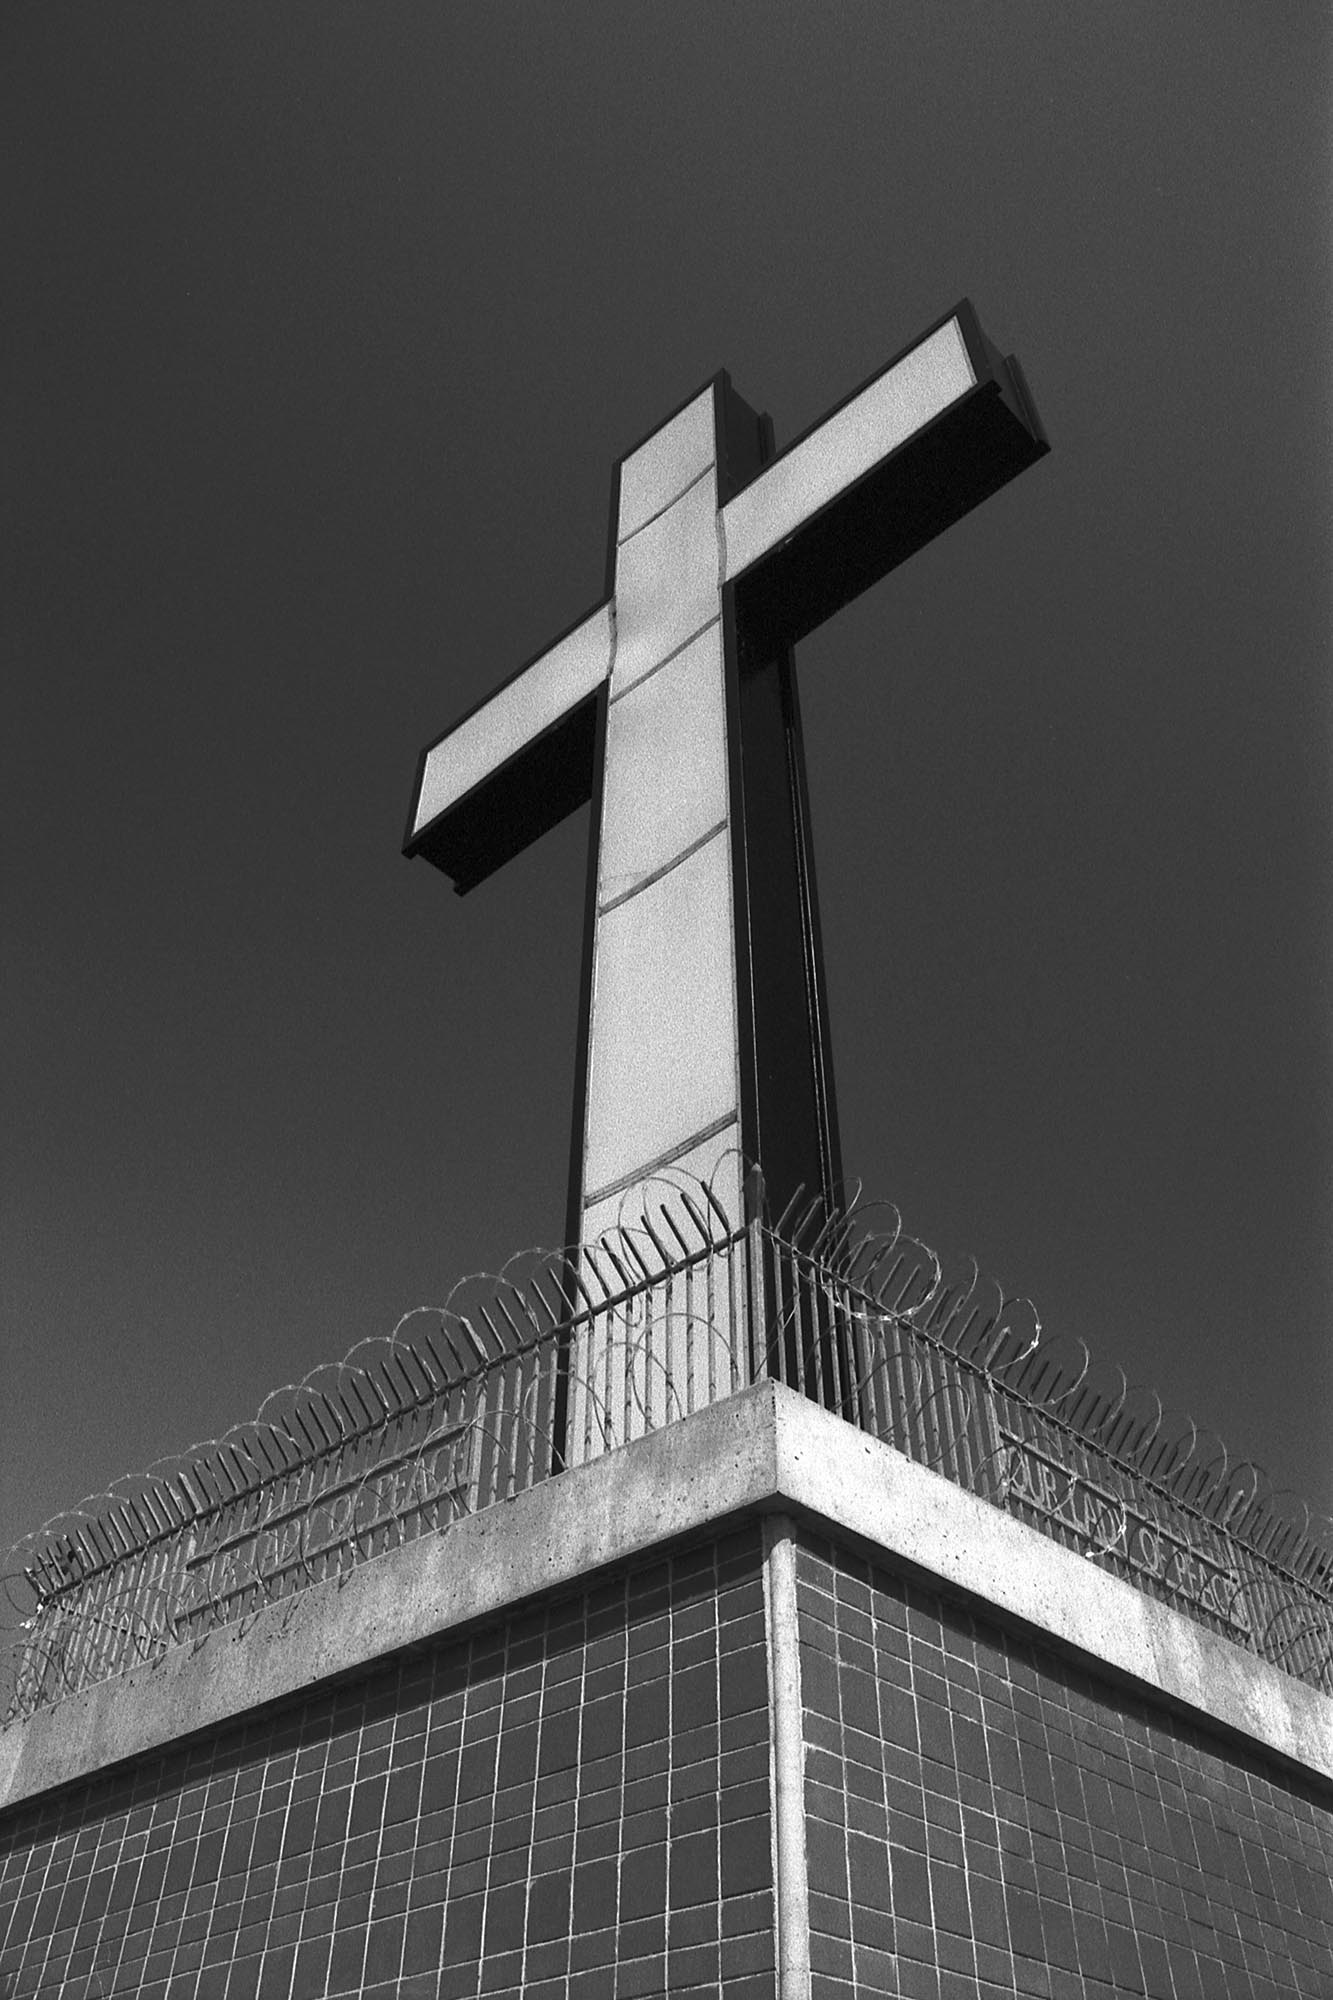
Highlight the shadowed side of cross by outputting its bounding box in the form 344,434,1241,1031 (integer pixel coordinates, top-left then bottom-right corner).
406,302,1047,1454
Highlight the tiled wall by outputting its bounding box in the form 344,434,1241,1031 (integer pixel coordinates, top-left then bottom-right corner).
8,1509,1330,2000
796,1530,1333,2000
0,1528,774,2000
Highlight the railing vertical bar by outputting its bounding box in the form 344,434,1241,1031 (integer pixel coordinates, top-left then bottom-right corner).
783,1242,804,1398
726,1228,739,1393
500,1341,523,1502
600,1287,616,1455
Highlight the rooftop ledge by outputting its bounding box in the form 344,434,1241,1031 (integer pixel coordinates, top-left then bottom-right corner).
2,1378,1330,1816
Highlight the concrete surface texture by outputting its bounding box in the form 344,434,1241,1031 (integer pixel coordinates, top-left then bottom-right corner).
4,1381,1329,1815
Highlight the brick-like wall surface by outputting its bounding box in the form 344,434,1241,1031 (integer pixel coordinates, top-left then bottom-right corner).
796,1531,1333,2000
0,1528,774,2000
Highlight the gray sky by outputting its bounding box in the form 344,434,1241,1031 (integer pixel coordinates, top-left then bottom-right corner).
3,4,1330,1575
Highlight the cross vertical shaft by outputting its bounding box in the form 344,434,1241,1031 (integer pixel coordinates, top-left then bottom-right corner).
405,302,1049,1456
560,382,841,1456
573,379,832,1247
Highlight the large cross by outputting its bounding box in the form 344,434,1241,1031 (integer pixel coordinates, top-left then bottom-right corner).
405,302,1046,1443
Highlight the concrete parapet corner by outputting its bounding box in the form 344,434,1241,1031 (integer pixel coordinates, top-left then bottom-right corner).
3,1380,1330,1817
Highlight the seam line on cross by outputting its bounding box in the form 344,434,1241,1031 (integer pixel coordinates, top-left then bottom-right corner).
616,461,715,549
582,1110,737,1211
715,474,729,601
608,614,720,704
597,818,729,918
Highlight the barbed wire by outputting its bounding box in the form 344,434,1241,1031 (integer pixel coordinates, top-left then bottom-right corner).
761,1177,1333,1686
4,1163,1330,1721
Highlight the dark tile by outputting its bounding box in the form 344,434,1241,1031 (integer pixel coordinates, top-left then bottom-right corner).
718,1642,769,1722
721,1813,772,1898
442,1893,483,1963
620,1842,667,1921
668,1826,718,1910
572,1854,618,1932
526,1870,571,1943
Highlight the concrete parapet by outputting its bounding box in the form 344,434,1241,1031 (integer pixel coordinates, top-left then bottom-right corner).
3,1381,1330,1815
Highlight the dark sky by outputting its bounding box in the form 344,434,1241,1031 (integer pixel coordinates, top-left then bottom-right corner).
3,5,1330,1578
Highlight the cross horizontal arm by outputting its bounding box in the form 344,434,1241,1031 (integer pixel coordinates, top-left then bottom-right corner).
405,302,1046,894
404,601,613,893
721,301,1047,652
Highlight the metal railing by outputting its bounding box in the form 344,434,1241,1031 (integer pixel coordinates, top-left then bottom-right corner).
4,1169,1330,1720
760,1196,1333,1686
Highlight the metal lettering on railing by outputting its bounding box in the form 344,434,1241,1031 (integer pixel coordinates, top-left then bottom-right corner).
998,1426,1251,1640
176,1423,473,1631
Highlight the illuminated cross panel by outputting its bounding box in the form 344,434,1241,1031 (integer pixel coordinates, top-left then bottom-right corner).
406,303,1046,1445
